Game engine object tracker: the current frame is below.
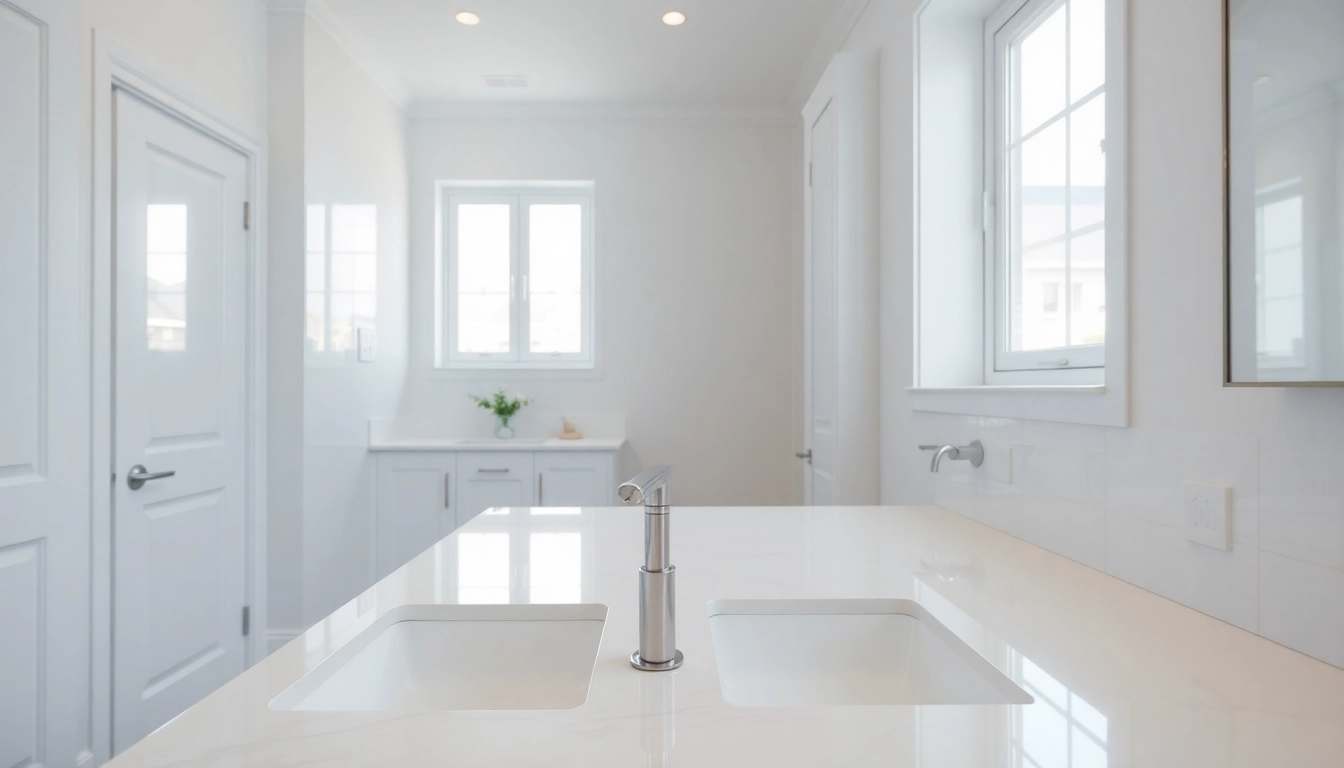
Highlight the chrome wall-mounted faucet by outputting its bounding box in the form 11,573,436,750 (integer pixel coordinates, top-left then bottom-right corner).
919,441,985,472
619,466,684,672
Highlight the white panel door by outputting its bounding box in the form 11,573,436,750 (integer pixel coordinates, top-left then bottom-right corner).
375,452,456,579
112,89,250,751
805,101,838,506
0,0,90,765
536,453,612,508
455,453,535,529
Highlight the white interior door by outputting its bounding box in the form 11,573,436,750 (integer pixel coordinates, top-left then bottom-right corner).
804,102,838,506
112,88,250,751
0,0,90,765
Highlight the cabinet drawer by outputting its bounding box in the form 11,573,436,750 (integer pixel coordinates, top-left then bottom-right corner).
455,452,535,528
537,452,614,508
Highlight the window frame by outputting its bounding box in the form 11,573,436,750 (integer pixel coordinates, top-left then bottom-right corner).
985,0,1107,383
439,183,596,371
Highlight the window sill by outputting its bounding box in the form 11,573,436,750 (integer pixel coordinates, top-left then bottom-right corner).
430,365,602,381
907,384,1127,427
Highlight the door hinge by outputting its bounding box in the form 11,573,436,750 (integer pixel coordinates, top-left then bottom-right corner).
243,201,251,231
242,606,251,636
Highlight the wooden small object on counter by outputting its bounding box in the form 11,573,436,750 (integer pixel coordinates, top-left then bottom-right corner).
559,417,585,440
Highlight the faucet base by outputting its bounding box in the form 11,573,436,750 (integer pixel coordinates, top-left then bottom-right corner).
630,650,684,672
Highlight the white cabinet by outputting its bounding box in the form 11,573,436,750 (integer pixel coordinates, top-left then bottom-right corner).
375,452,456,579
537,452,613,508
455,452,536,529
374,448,617,578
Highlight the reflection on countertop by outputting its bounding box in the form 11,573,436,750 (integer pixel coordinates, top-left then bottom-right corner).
107,505,1344,767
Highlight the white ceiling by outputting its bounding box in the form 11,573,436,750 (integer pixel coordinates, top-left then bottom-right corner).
318,0,854,115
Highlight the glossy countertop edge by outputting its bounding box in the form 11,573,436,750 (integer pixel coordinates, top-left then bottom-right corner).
107,505,1344,768
367,437,627,451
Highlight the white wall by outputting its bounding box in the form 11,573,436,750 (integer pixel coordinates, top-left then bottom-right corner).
300,17,410,624
830,0,1344,669
265,9,307,641
83,0,269,138
405,117,796,506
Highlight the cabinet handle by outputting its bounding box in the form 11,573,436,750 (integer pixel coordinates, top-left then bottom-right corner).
444,472,451,509
478,468,510,474
538,473,543,505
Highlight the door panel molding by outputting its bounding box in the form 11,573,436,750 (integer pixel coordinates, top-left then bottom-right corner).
0,0,48,485
91,32,268,761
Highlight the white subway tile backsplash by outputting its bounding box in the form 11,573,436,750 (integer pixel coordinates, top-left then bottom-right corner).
1104,510,1260,633
1259,553,1344,669
1105,427,1259,546
1259,440,1344,571
934,415,1024,538
915,415,1344,668
1023,497,1107,571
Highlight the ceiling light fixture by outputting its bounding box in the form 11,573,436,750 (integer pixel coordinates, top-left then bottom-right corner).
456,10,480,25
662,11,687,26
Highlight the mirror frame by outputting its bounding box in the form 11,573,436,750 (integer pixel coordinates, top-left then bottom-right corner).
1222,0,1344,388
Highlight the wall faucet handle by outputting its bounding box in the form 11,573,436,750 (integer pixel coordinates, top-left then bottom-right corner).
619,466,671,508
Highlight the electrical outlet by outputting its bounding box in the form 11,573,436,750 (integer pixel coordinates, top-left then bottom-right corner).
357,327,376,362
1184,481,1231,550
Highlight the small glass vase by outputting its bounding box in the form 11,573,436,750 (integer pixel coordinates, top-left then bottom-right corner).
494,416,515,440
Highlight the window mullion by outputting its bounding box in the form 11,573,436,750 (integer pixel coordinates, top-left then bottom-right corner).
511,197,524,362
518,196,531,362
1063,0,1074,348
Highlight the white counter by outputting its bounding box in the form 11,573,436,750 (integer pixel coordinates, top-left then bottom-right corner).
107,505,1344,767
368,436,626,452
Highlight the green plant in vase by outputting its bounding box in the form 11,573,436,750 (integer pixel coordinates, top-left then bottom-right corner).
469,388,533,440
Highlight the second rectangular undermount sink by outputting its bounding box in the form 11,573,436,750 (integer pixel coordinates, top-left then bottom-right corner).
270,604,606,712
707,599,1032,707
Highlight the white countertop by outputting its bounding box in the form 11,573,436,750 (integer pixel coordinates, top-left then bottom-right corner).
108,505,1344,767
368,436,626,452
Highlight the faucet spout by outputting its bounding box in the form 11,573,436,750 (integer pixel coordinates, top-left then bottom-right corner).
919,441,986,472
931,445,960,472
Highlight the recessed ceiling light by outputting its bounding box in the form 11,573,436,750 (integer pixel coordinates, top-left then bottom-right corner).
456,10,480,25
662,11,687,26
1254,74,1272,85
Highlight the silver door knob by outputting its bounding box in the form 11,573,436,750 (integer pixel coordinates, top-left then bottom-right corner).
795,450,813,463
127,465,176,490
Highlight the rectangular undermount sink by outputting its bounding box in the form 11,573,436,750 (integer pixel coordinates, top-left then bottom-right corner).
270,604,607,712
707,599,1032,707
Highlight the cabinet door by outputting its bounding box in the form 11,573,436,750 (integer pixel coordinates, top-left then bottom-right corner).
537,452,614,508
455,452,536,528
375,452,456,578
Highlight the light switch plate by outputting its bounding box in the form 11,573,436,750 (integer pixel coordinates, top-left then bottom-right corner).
357,327,376,362
1184,481,1231,550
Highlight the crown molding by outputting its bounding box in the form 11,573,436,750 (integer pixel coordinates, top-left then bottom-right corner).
269,0,411,111
787,0,874,114
408,101,796,125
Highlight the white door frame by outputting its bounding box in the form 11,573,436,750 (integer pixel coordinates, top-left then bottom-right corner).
90,32,268,762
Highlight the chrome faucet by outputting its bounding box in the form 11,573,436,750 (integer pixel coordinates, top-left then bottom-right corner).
919,441,985,472
619,466,684,671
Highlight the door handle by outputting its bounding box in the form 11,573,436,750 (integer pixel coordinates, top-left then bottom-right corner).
795,450,813,464
127,464,176,490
